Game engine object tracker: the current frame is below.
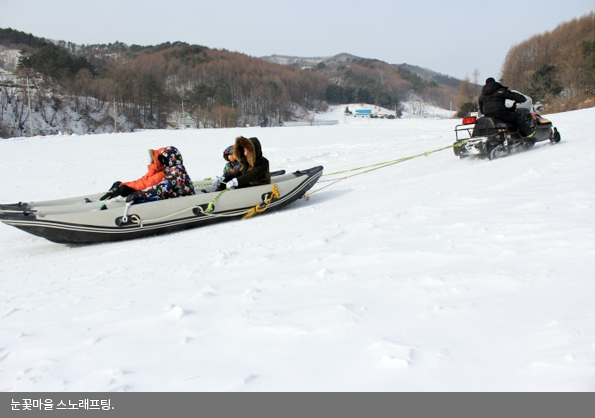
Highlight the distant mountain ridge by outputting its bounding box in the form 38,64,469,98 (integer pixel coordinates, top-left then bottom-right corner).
262,53,357,68
261,53,462,87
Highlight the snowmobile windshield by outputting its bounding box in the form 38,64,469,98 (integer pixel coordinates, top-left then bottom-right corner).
507,90,533,113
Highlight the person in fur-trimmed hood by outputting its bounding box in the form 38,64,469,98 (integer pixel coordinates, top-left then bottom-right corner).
222,136,270,189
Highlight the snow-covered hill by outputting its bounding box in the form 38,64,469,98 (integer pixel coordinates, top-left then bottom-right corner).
0,107,593,391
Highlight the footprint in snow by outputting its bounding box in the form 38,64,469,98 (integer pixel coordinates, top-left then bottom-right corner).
369,339,417,368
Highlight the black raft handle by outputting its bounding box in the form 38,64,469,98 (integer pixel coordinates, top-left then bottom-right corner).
115,215,140,227
192,204,211,216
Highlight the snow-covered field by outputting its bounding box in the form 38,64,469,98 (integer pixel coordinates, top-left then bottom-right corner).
0,107,594,391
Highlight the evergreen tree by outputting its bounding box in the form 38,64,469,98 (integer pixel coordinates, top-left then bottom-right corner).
527,65,563,102
579,39,595,93
0,28,49,48
456,102,478,118
18,44,95,80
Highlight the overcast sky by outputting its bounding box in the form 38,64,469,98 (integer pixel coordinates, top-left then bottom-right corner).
1,0,593,82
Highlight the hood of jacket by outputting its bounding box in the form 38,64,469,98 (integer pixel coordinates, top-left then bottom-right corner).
233,136,262,168
149,147,166,170
482,80,506,96
158,146,186,170
223,145,234,162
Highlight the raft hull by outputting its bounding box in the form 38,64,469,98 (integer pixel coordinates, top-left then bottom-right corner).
1,167,323,244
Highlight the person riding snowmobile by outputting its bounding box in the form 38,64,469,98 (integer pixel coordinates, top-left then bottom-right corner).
478,77,535,138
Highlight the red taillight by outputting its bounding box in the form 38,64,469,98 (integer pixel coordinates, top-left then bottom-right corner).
462,116,477,125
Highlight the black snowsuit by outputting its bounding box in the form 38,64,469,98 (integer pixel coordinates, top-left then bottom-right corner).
478,80,532,136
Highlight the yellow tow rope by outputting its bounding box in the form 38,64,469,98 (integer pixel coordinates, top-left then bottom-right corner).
305,141,469,197
242,183,280,220
205,188,228,213
204,141,469,214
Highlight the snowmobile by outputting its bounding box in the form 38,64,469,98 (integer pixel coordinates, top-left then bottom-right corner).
453,102,561,160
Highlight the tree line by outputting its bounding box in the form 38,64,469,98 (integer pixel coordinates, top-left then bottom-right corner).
454,12,594,117
324,58,456,112
1,28,462,136
500,12,594,110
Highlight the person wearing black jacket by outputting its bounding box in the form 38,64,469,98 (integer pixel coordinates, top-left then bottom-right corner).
478,77,535,137
219,136,271,190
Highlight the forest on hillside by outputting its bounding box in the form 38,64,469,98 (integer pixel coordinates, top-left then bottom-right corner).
0,28,460,137
453,12,594,117
499,12,594,112
0,35,328,132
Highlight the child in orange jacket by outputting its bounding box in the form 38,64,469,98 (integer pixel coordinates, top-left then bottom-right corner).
100,148,166,200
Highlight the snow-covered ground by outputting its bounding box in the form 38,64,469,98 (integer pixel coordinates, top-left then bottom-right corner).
0,107,594,391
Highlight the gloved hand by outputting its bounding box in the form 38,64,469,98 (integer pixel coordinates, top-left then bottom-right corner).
100,181,122,201
109,181,122,190
116,184,135,197
99,191,112,201
126,191,142,204
212,176,224,187
226,178,238,189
